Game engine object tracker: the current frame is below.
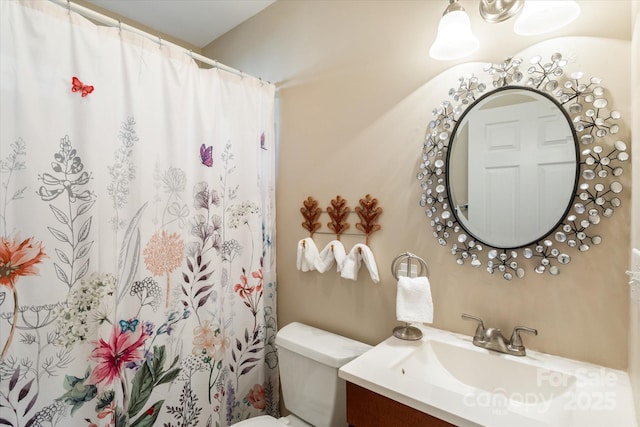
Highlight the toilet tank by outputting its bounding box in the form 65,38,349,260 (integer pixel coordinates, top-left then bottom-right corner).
275,322,372,427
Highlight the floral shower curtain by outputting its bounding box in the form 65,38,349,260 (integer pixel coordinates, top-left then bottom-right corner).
0,1,278,426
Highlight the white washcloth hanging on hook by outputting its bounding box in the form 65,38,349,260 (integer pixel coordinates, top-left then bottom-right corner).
316,240,347,273
296,238,320,272
341,243,380,283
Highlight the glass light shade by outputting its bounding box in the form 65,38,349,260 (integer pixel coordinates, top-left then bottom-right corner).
513,1,580,36
429,10,479,61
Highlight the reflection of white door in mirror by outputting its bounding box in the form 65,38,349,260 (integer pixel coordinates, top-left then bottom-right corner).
466,92,575,248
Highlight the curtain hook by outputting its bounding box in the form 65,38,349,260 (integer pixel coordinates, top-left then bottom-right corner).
157,36,162,48
117,20,122,35
66,0,71,14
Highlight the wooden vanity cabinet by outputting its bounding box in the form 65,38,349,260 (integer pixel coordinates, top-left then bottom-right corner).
346,382,456,427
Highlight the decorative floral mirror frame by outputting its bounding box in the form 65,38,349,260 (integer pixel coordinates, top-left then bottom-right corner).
417,53,629,280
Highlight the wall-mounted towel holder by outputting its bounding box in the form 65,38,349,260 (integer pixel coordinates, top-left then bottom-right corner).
326,195,351,239
391,252,429,280
300,196,322,238
299,194,382,243
391,252,429,341
355,194,382,245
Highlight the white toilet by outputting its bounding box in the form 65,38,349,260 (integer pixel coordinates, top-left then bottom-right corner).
235,322,372,427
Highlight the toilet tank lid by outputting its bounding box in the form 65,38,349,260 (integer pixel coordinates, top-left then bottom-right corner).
275,322,372,368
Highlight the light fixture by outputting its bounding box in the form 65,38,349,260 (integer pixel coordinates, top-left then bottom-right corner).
429,0,581,61
513,1,581,35
429,0,480,61
479,0,523,23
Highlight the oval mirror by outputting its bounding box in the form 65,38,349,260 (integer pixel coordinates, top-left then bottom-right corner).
446,87,578,248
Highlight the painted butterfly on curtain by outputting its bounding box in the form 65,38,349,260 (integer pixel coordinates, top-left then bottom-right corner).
119,318,139,333
71,76,94,97
200,143,213,167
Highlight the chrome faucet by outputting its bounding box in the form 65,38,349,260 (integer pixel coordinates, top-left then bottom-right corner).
462,314,537,357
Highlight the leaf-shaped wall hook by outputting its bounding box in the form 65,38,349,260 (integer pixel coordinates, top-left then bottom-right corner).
355,194,382,245
327,195,351,239
300,196,322,237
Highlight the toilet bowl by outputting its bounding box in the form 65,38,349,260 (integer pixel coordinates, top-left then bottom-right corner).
234,322,371,427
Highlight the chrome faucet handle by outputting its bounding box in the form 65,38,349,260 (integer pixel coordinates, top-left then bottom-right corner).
461,314,486,341
509,326,538,350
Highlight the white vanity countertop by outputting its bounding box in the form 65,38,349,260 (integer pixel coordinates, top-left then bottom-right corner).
338,325,637,427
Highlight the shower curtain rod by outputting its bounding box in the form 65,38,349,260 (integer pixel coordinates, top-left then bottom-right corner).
48,0,258,82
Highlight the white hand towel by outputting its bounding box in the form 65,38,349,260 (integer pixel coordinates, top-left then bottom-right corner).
296,238,320,272
341,244,380,283
316,240,347,273
396,276,433,323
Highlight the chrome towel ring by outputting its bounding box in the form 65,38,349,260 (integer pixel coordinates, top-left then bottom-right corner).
391,252,429,280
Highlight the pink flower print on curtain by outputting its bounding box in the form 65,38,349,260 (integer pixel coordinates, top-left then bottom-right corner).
234,268,263,316
143,230,184,308
87,326,147,392
192,320,230,360
246,384,266,410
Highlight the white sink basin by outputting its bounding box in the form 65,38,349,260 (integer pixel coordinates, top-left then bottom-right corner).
391,340,575,402
339,325,637,427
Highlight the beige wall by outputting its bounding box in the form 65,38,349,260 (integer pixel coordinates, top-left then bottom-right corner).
204,1,634,370
630,1,640,424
